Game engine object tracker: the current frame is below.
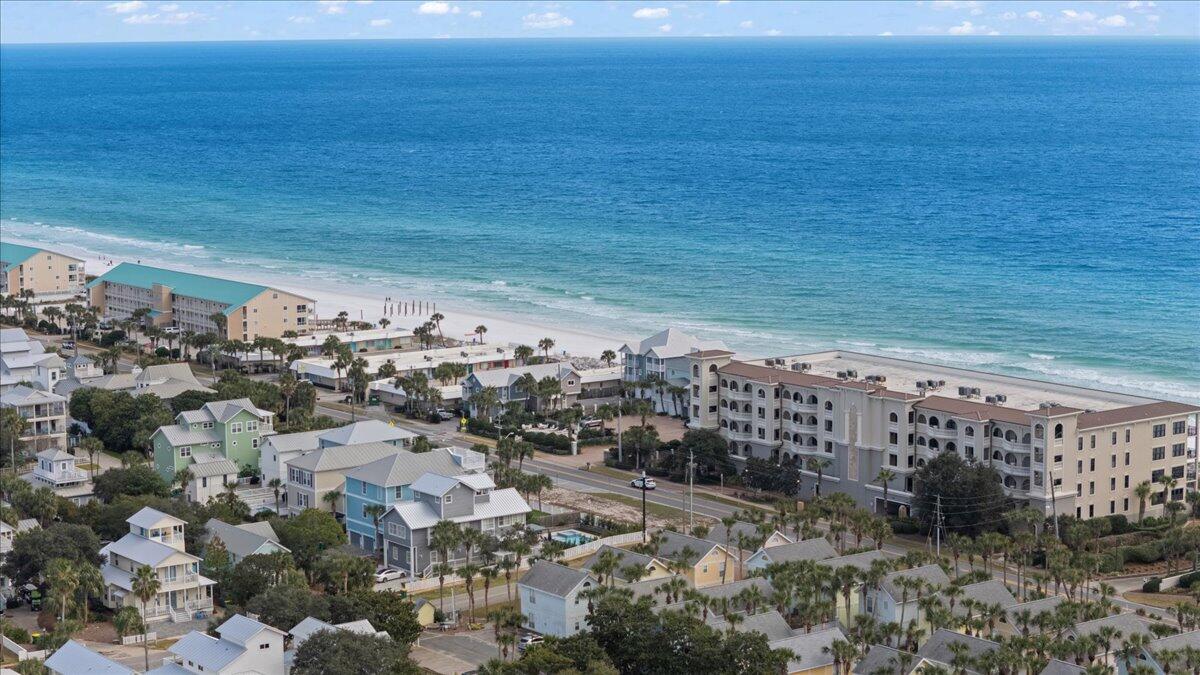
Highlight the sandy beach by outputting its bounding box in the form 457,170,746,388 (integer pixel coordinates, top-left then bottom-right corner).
21,237,627,359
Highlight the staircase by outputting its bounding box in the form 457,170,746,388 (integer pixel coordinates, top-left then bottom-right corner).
235,486,277,514
171,608,191,623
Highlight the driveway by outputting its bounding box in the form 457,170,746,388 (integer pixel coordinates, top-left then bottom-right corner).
416,631,501,672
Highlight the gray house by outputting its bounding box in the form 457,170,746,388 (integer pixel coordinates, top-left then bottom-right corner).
379,472,531,577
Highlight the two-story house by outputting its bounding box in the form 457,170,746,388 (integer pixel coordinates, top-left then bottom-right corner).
259,419,416,496
146,614,287,675
744,536,838,575
0,328,64,393
99,507,215,623
31,447,88,488
45,640,136,675
862,564,950,631
284,442,405,516
654,530,735,588
519,561,598,638
343,446,486,553
202,518,290,565
1,385,68,452
150,398,275,480
380,471,531,577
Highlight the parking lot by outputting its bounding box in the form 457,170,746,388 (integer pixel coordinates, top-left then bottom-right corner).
412,630,500,674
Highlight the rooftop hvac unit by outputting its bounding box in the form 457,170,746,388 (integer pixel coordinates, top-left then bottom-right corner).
1039,402,1051,409
971,387,981,396
925,379,936,388
460,351,469,357
790,363,804,372
846,369,858,378
799,362,811,371
985,396,997,404
958,386,970,396
424,355,433,361
916,381,928,390
837,371,847,379
938,380,947,387
874,375,886,383
994,394,1007,403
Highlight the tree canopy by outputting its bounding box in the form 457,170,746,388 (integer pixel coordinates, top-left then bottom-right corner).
291,629,419,675
914,452,1010,537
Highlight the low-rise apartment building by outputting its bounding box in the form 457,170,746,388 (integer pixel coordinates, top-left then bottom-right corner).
292,342,519,390
344,446,486,553
1,385,68,452
99,507,215,622
0,243,85,304
150,398,275,480
461,362,622,417
380,471,531,577
87,262,315,340
710,350,1199,520
619,328,731,416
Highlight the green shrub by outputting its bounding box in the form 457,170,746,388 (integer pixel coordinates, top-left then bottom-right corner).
1176,571,1200,589
1142,577,1161,593
1123,542,1164,565
890,517,921,535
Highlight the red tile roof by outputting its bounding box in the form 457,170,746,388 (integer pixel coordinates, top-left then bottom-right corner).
1076,401,1199,430
914,395,1033,425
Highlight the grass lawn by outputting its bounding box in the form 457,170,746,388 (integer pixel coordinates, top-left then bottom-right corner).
76,462,100,471
598,492,689,520
1123,591,1198,610
587,465,634,481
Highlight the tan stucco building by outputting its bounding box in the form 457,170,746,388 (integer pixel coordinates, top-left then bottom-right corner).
0,243,85,303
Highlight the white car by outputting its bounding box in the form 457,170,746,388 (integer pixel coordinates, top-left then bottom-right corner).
374,567,406,584
630,477,657,490
517,634,544,652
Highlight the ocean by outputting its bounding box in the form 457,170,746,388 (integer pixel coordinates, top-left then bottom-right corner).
1,38,1197,401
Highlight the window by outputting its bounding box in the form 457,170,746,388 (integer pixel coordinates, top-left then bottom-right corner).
1076,483,1082,497
1172,420,1186,434
1172,465,1185,479
1089,481,1094,495
1124,452,1130,466
179,446,191,458
1152,446,1165,461
1125,428,1131,443
889,432,898,445
889,412,898,423
1054,424,1063,440
1077,438,1083,452
1077,460,1083,473
1110,477,1116,490
1111,455,1117,468
889,454,898,467
965,445,974,459
230,422,243,434
1172,443,1185,457
1090,435,1096,449
1111,431,1118,445
1089,458,1095,471
757,407,765,419
362,505,370,518
1124,475,1130,488
260,643,270,650
247,421,259,432
1153,424,1166,438
252,437,260,449
444,495,453,504
825,420,833,432
360,481,367,495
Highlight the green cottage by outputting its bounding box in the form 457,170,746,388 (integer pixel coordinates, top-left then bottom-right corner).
150,398,275,480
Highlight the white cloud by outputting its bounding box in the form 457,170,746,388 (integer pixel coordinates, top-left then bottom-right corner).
1059,9,1097,23
658,23,672,32
716,0,731,4
1146,14,1160,22
105,1,146,13
122,10,203,24
633,7,669,19
1125,1,1155,9
369,18,392,26
947,20,989,34
355,0,374,4
522,11,573,29
468,10,482,18
878,31,894,36
738,19,753,28
319,1,347,15
1000,11,1016,20
416,1,451,14
287,15,315,23
1023,10,1043,21
158,3,178,10
1098,14,1128,27
765,28,782,36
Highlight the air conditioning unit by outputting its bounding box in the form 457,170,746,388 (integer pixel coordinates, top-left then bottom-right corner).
916,381,928,390
836,371,847,379
971,387,981,396
790,363,804,372
958,386,970,396
994,394,1007,403
873,375,885,383
460,351,469,357
985,396,997,404
938,380,947,387
496,347,505,354
846,369,858,378
925,379,936,388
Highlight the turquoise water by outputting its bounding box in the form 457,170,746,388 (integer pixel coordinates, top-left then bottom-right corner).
1,38,1197,401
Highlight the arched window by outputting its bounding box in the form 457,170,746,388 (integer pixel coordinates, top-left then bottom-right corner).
1054,423,1063,440
1021,479,1030,491
917,414,927,424
744,383,752,393
993,450,1003,460
965,426,974,437
807,395,818,405
824,401,833,411
1005,430,1017,442
743,423,752,433
928,439,940,450
709,364,717,372
743,403,752,413
917,458,926,468
729,441,739,454
946,442,956,453
1034,424,1044,440
720,419,728,428
1005,453,1017,465
917,437,927,446
744,443,753,456
793,392,801,402
808,416,818,426
757,389,766,398
945,419,957,431
992,427,1002,438
1022,433,1031,444
808,436,817,446
720,379,728,388
692,365,700,377
782,432,792,441
889,412,899,423
929,416,940,428
1004,476,1017,488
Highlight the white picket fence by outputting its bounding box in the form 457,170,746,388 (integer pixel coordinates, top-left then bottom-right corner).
397,531,645,594
121,632,158,646
2,634,48,662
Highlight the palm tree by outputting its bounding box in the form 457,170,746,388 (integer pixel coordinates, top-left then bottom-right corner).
173,467,194,496
268,478,283,514
474,325,487,344
112,606,147,669
322,488,342,514
131,564,161,629
514,344,534,365
600,349,617,367
430,312,446,345
1135,481,1153,522
807,457,832,496
825,638,858,675
46,558,80,622
498,558,518,602
537,337,555,362
469,386,500,422
430,520,463,613
875,468,896,515
1159,475,1178,515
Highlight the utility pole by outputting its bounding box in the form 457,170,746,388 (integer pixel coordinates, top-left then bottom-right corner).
1049,468,1061,541
935,494,943,559
616,401,623,464
688,450,695,535
640,469,647,543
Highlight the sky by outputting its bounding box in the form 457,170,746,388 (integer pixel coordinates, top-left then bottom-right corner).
0,0,1196,44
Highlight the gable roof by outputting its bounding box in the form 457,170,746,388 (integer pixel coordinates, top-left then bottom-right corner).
752,537,837,565
218,613,284,645
1039,659,1086,675
286,442,403,473
127,507,186,531
87,262,273,313
263,429,325,454
917,628,999,672
1069,613,1155,649
950,580,1019,615
467,362,575,389
1,385,66,406
620,328,729,360
0,242,43,266
387,487,530,530
694,577,773,603
656,529,722,566
45,639,136,675
852,645,910,675
582,545,664,581
204,518,288,559
343,447,483,488
1146,629,1200,658
410,472,461,497
317,419,416,446
881,564,950,599
706,610,793,641
189,457,240,479
703,521,791,550
770,627,846,673
820,549,893,572
519,560,595,598
103,533,193,567
168,631,245,671
154,424,222,447
1004,595,1065,630
289,616,384,648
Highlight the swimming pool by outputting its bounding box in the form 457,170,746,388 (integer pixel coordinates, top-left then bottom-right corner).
551,529,596,547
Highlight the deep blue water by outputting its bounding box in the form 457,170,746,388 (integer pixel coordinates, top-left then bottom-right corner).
1,38,1198,400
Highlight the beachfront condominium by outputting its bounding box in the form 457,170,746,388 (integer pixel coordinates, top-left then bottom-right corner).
709,350,1198,521
86,262,315,341
0,242,85,304
619,328,731,415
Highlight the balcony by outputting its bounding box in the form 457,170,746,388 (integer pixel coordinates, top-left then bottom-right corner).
160,573,199,590
787,422,817,434
785,399,818,413
725,388,751,402
722,408,752,422
723,428,752,442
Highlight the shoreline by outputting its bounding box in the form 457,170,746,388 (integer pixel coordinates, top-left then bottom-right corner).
11,236,628,359
3,228,1199,404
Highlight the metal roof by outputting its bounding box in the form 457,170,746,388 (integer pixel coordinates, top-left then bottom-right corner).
188,458,240,479
656,529,722,566
0,242,42,266
286,442,402,473
343,447,482,488
45,639,136,675
917,629,999,673
86,262,272,314
317,419,417,446
518,560,595,598
127,507,187,531
410,472,460,497
880,564,950,599
388,487,530,530
769,627,846,673
154,424,221,447
750,537,837,565
204,518,288,560
103,532,193,567
168,631,245,671
218,613,284,646
706,610,794,641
